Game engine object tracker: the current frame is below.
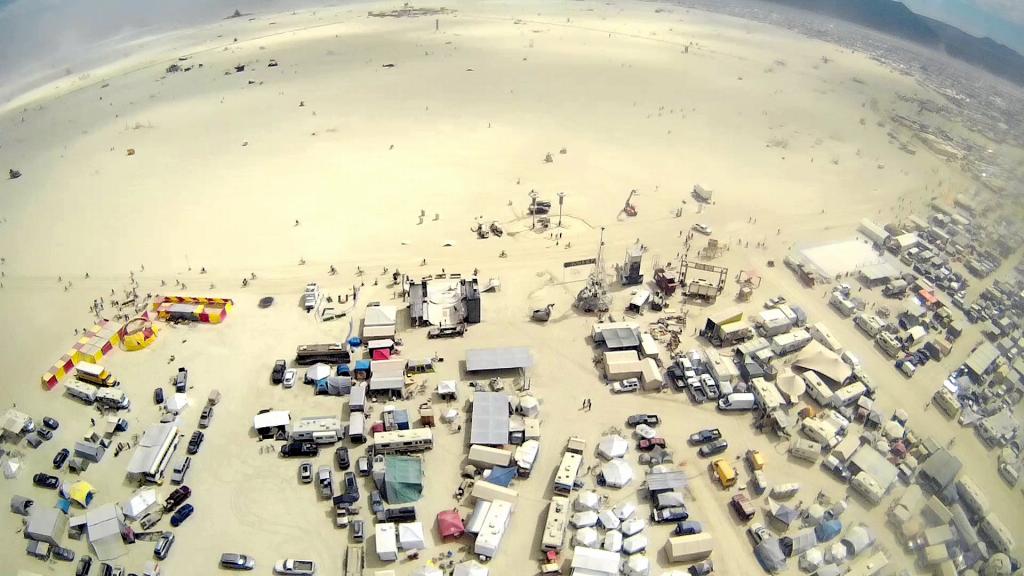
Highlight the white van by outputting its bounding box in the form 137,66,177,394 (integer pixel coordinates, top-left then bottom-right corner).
717,393,755,411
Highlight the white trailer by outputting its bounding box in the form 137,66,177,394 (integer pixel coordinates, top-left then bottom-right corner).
541,496,569,552
474,499,512,558
809,322,843,353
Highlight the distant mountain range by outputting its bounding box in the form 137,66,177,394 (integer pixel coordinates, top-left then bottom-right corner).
760,0,1024,86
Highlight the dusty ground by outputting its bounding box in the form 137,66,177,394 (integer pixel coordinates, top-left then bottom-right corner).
1,1,1020,575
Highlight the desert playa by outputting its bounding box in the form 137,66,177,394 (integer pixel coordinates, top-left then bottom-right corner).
1,1,1022,575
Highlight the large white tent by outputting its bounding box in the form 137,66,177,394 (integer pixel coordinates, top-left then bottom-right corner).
399,521,426,550
598,435,628,460
571,510,599,528
624,553,651,576
601,459,634,488
575,527,600,548
598,509,620,530
621,518,646,536
575,490,600,511
614,501,637,520
603,530,623,552
623,534,649,554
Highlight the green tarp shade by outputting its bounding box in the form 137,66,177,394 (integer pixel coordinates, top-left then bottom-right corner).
385,456,423,504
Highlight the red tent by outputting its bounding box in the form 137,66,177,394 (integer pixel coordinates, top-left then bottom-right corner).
437,509,465,539
372,349,391,361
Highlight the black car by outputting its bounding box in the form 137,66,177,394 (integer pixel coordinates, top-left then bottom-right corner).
36,428,53,441
343,471,358,495
76,555,93,576
698,438,729,457
335,447,350,470
381,506,417,522
154,387,164,405
53,448,70,469
99,563,113,576
688,428,722,445
43,417,60,430
174,367,188,392
280,441,318,458
164,485,192,511
154,532,175,559
53,545,75,561
369,489,383,514
187,430,204,455
33,472,60,489
272,360,286,384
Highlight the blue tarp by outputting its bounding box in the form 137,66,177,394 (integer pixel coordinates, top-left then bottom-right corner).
336,364,351,376
348,337,362,346
815,519,842,542
487,467,517,487
355,359,372,371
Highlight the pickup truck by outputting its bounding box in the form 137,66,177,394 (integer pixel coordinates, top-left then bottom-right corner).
317,466,333,499
688,428,722,445
274,559,316,575
652,506,689,523
626,414,660,427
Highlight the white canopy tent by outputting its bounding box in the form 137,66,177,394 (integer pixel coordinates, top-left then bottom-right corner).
571,510,599,528
601,459,634,488
603,530,623,553
623,534,649,554
575,527,600,548
165,393,189,414
453,560,490,576
399,521,426,550
621,518,646,536
598,435,629,460
574,490,600,511
624,554,651,576
614,501,637,520
120,489,158,520
598,509,621,530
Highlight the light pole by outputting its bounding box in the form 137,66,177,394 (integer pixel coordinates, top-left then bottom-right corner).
529,190,539,230
557,192,566,227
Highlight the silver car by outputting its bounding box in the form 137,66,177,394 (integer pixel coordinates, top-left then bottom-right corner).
220,553,255,570
170,456,191,485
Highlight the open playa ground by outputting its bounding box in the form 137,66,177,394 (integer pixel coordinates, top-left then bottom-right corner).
1,1,1021,575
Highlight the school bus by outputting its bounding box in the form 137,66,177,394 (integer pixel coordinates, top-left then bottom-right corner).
712,458,737,488
75,362,117,387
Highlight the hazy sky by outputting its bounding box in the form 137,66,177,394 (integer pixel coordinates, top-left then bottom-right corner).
0,0,1022,103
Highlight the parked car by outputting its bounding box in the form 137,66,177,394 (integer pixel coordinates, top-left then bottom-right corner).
33,472,60,489
652,506,689,523
688,428,722,445
163,486,191,511
53,448,70,469
638,438,667,451
283,369,297,389
747,522,771,546
731,494,756,521
274,559,316,575
174,367,188,392
272,360,287,384
154,532,175,560
317,466,334,499
351,519,365,542
36,428,53,441
356,456,370,476
153,388,164,405
698,438,728,457
370,490,384,514
626,414,660,427
674,520,703,536
280,442,318,457
170,503,194,527
76,556,94,576
220,553,256,570
343,471,358,495
335,447,350,470
764,295,786,308
692,223,712,235
53,545,76,561
170,456,191,485
381,506,416,523
42,416,60,430
299,462,313,483
199,405,214,428
611,377,640,393
187,430,204,454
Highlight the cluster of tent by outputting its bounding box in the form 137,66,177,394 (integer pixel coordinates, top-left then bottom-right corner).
597,434,634,488
754,519,876,574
